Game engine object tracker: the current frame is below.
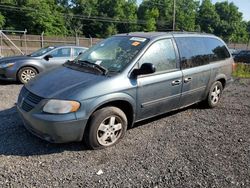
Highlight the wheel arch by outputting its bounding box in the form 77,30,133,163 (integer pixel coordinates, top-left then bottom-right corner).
86,95,136,129
214,74,227,88
16,65,40,81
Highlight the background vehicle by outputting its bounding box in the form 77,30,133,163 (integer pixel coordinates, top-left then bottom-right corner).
17,32,233,149
233,50,250,63
0,45,88,83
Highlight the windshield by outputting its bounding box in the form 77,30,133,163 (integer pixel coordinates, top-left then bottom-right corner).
74,36,149,73
29,46,55,57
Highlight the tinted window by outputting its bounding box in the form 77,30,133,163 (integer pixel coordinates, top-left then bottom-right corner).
206,38,230,61
50,48,71,57
139,39,177,72
176,37,230,69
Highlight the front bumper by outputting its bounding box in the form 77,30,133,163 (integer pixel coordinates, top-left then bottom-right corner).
0,67,17,81
17,105,88,143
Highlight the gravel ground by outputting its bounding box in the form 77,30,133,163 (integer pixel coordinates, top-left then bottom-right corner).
0,79,249,187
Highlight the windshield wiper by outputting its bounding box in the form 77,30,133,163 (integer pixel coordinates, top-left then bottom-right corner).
77,60,108,75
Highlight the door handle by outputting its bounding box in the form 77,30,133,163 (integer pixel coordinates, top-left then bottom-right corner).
172,80,181,86
184,77,192,83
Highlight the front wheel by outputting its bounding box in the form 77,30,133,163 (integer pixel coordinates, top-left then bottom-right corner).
206,81,223,108
17,67,38,84
85,107,127,150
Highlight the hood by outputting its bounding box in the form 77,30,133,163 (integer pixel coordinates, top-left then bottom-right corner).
0,55,40,64
26,66,108,100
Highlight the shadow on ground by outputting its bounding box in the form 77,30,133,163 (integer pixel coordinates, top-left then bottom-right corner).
0,80,21,85
0,101,207,156
0,106,86,156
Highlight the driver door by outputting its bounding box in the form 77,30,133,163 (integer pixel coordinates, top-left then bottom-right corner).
136,38,183,120
45,47,72,69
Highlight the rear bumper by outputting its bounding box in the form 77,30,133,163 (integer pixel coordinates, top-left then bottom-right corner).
17,105,88,143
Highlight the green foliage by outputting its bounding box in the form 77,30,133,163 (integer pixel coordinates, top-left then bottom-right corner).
233,63,250,78
175,0,199,31
214,1,248,42
0,0,249,40
198,0,219,33
0,13,5,28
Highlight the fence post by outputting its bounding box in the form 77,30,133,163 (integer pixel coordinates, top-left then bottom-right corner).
89,34,92,47
75,32,79,46
24,29,27,54
41,31,44,48
0,31,2,57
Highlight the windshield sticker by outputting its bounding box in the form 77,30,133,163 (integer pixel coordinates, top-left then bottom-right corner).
132,41,141,46
95,60,102,65
130,37,147,42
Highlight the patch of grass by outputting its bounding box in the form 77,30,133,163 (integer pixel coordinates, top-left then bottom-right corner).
232,63,250,78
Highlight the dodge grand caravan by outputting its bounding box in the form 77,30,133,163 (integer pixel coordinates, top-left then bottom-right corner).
17,32,233,149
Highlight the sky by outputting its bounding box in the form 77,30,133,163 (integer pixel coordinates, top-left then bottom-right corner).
137,0,250,21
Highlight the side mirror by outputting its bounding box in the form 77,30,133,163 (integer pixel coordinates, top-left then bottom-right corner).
132,63,156,77
44,54,53,61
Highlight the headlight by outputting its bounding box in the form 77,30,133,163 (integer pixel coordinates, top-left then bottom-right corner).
43,99,80,114
0,63,15,68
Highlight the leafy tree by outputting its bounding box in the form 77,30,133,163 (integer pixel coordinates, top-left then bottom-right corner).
23,0,68,35
0,13,5,28
214,1,248,42
138,0,171,31
116,0,138,33
175,0,199,31
198,0,219,33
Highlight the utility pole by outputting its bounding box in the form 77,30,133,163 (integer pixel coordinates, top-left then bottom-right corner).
172,0,176,31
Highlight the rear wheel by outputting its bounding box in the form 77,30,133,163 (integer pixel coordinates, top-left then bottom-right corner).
18,67,38,84
206,81,223,108
85,107,127,149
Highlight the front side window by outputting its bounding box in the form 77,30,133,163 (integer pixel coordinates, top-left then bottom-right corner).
29,46,55,57
49,48,71,58
138,39,177,72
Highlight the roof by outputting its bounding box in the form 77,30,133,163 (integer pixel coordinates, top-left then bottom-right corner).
48,45,88,49
115,31,215,39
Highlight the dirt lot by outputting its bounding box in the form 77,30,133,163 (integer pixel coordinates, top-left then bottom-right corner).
0,79,249,187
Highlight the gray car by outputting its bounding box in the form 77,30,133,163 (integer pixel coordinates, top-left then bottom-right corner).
0,45,88,83
17,32,233,149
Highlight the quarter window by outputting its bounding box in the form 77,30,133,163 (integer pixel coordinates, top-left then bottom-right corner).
139,39,177,72
175,37,230,69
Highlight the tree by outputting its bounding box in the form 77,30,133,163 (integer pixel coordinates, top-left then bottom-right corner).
198,0,219,33
0,13,5,28
175,0,199,31
214,1,248,42
138,0,171,31
23,0,68,35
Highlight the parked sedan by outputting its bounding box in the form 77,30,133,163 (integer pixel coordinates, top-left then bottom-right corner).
0,45,88,83
233,50,250,64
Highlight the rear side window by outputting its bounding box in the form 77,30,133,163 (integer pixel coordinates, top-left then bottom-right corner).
139,39,177,72
49,48,71,57
175,37,230,69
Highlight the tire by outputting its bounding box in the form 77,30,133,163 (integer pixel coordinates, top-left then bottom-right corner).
85,107,127,150
206,81,223,108
17,67,38,84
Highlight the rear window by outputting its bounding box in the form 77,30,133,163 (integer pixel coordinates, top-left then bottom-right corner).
175,37,230,69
